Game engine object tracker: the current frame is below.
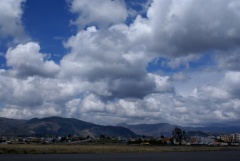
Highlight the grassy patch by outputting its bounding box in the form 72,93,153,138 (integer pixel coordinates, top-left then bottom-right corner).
0,144,239,154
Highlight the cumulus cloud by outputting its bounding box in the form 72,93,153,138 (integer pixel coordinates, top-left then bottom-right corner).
214,49,240,71
0,0,240,127
223,71,240,97
166,54,201,69
0,69,239,126
146,0,240,56
0,76,43,107
69,0,128,28
170,72,190,82
0,75,85,118
0,0,29,44
5,42,60,78
60,25,173,99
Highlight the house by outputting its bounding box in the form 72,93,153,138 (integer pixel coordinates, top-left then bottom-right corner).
231,133,240,142
217,135,231,142
203,136,215,145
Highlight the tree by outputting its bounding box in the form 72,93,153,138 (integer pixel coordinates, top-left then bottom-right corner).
182,131,187,140
100,134,106,139
172,127,183,145
169,137,174,145
61,136,67,142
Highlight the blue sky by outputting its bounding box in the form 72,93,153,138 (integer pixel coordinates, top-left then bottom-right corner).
0,0,240,127
22,0,76,63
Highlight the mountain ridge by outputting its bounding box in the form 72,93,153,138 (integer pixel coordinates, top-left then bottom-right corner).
117,123,240,137
1,116,239,137
0,116,136,138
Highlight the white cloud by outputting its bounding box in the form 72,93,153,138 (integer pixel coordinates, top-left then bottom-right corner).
214,49,240,71
81,94,105,113
171,72,190,82
0,0,240,127
223,71,240,97
146,0,240,56
0,76,43,107
148,73,174,93
5,42,60,78
166,54,201,69
0,69,239,126
70,0,128,29
0,0,29,44
60,25,166,99
0,105,61,120
196,85,230,101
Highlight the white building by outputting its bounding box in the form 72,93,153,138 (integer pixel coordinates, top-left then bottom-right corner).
231,133,240,141
217,135,231,142
203,136,215,144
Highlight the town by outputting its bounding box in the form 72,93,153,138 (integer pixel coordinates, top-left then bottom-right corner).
1,128,239,147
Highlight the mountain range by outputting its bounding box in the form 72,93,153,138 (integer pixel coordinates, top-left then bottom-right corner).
117,123,240,137
0,117,136,137
0,116,239,137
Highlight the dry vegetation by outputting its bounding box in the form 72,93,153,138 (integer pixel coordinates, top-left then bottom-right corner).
0,144,239,154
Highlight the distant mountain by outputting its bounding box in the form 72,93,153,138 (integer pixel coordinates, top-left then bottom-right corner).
0,117,27,135
0,116,136,138
117,123,181,137
117,123,240,137
1,117,239,138
196,126,240,134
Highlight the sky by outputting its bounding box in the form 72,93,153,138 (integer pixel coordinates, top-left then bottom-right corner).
0,0,240,127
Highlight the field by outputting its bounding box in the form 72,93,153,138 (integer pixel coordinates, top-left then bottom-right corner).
0,144,240,154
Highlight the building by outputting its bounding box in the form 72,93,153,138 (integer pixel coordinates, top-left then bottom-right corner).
231,133,240,142
217,135,231,142
190,136,215,145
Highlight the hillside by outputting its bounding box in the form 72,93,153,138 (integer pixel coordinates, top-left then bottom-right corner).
117,123,182,137
117,123,199,137
1,116,239,138
118,123,240,137
0,117,136,138
0,117,27,135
